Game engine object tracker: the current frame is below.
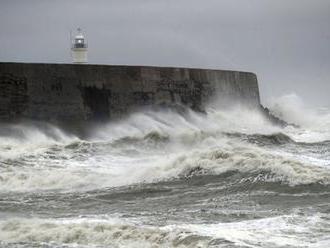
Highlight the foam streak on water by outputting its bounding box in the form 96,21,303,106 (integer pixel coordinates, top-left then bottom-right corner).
0,95,330,247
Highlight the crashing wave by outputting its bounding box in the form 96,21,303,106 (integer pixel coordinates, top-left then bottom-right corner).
0,98,329,193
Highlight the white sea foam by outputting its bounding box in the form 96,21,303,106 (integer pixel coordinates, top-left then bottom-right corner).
0,97,329,192
0,213,329,248
184,213,330,247
0,135,329,193
0,98,329,246
0,217,209,248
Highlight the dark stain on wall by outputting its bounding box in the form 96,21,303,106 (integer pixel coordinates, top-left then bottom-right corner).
82,86,110,120
0,72,28,119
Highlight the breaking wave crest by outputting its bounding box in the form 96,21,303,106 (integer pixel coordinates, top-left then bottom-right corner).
173,147,330,186
0,98,329,193
269,93,330,142
0,122,79,160
0,137,329,193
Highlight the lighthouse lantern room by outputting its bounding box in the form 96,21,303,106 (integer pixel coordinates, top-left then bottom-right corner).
71,28,88,63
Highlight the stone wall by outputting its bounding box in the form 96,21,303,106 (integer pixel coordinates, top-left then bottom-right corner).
0,62,260,121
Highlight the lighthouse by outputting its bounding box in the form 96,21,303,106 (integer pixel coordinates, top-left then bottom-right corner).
71,28,88,63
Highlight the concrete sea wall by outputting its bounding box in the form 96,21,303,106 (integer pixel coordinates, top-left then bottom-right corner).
0,62,260,121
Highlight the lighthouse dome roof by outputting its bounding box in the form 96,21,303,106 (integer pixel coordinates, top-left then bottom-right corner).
74,28,85,39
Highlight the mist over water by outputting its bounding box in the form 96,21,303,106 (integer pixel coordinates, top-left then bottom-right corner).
0,94,329,247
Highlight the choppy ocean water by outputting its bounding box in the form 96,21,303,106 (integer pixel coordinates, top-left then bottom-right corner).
0,95,329,248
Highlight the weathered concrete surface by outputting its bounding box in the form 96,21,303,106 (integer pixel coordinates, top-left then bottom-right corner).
0,62,260,121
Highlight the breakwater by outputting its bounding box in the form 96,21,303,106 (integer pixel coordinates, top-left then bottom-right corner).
0,62,260,121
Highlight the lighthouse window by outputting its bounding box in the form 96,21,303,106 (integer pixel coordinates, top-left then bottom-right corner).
73,38,87,48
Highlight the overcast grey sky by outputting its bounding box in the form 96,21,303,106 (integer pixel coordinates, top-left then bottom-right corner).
0,0,329,107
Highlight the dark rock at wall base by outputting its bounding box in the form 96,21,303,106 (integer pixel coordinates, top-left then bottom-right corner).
259,105,295,128
0,62,262,123
260,105,287,127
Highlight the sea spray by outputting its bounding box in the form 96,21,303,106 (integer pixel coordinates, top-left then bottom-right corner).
0,96,330,247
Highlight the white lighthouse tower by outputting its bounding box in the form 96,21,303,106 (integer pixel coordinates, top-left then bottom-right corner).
71,28,88,63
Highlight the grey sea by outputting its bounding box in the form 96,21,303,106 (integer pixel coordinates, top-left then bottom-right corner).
0,96,330,247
